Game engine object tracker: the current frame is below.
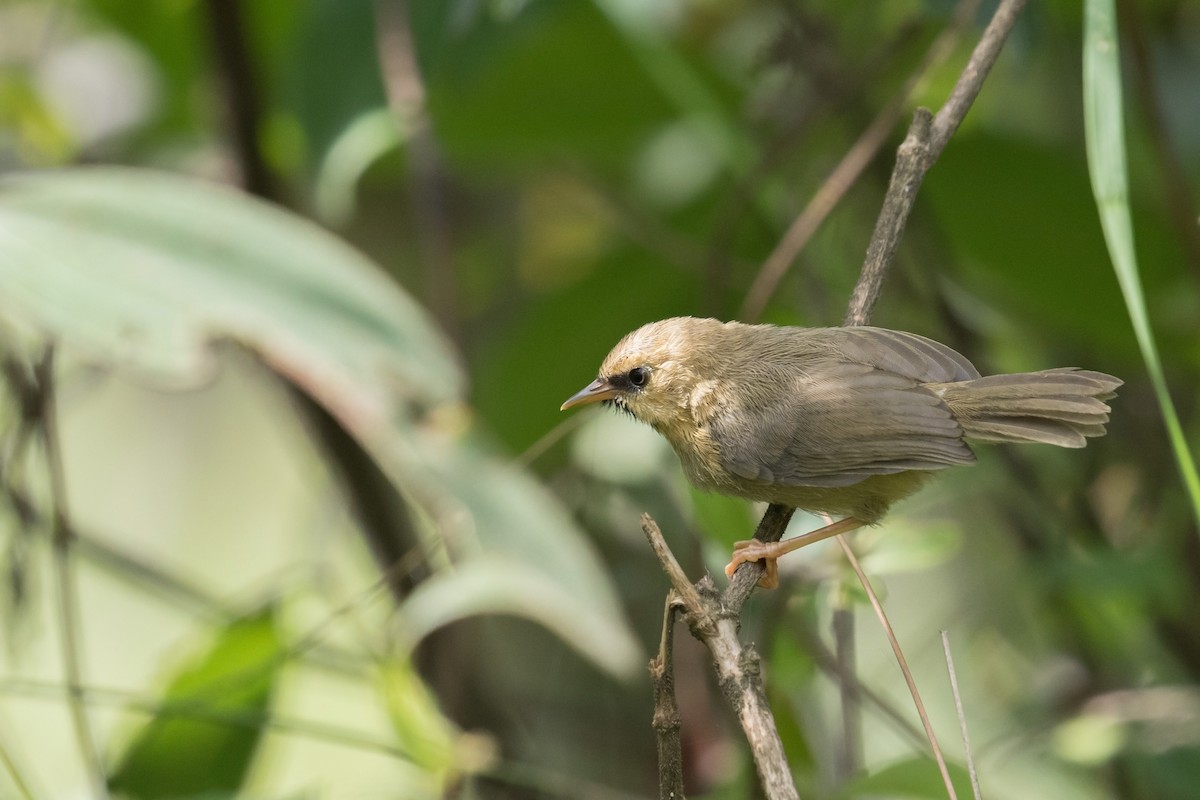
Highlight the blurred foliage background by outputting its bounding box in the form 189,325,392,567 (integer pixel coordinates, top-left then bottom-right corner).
0,0,1197,798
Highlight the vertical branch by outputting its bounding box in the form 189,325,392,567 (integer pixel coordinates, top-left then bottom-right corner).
643,515,800,800
35,348,108,797
650,594,685,799
723,503,795,613
202,0,278,200
643,3,1028,794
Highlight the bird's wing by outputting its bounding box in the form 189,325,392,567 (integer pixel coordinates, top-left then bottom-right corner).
708,328,979,488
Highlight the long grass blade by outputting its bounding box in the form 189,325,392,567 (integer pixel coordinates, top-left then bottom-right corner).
1082,0,1200,528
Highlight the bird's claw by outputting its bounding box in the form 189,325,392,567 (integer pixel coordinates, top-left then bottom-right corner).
725,540,780,589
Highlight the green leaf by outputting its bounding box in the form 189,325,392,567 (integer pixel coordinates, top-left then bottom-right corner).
0,166,640,677
379,658,496,790
108,608,282,799
688,484,755,548
1082,0,1200,527
392,433,643,677
0,167,462,409
413,0,677,170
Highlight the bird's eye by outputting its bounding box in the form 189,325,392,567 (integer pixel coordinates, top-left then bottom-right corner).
627,367,649,388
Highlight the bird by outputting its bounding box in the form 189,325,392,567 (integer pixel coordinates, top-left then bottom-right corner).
561,317,1121,587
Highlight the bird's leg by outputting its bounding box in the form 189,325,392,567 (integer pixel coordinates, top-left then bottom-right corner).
725,516,867,589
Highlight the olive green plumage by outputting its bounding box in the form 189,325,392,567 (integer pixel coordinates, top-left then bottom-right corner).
563,317,1120,524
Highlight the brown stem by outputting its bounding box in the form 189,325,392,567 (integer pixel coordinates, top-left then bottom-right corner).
642,514,799,800
202,0,278,200
372,0,461,345
846,0,1028,326
740,0,981,322
650,595,685,799
642,3,1028,794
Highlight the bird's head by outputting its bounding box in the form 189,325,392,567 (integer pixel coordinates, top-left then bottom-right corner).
561,318,723,435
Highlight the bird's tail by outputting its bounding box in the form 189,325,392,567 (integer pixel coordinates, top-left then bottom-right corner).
933,368,1122,448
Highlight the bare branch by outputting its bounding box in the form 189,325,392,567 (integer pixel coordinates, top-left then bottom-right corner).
642,515,799,800
723,503,795,613
846,0,1028,326
650,595,685,799
741,0,981,322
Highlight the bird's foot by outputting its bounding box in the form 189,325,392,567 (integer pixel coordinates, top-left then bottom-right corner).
725,540,780,589
724,516,869,589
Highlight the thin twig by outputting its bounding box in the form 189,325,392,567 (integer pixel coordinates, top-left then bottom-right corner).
740,0,981,322
35,347,109,797
650,594,685,799
846,0,1028,326
202,0,278,200
836,535,956,800
642,514,799,800
941,631,982,800
723,503,795,614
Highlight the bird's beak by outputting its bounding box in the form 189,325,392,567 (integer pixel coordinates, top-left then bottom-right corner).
561,378,620,411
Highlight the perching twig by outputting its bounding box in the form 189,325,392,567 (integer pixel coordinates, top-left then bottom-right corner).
202,0,279,200
650,594,685,799
642,3,1028,794
836,536,956,800
942,631,982,800
724,503,795,614
642,515,799,800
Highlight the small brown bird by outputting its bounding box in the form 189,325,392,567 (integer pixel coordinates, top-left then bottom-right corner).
562,317,1120,587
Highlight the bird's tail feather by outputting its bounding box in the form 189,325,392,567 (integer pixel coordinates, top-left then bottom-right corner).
933,368,1122,448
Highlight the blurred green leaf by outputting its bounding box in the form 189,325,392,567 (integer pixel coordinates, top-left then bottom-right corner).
840,756,974,800
379,657,496,792
412,0,676,169
859,522,962,575
927,135,1130,347
287,0,388,159
0,166,461,408
688,484,755,548
395,432,642,677
108,608,281,799
0,166,639,677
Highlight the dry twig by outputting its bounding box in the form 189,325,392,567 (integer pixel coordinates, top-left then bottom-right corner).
942,631,983,800
643,515,798,800
650,595,686,799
